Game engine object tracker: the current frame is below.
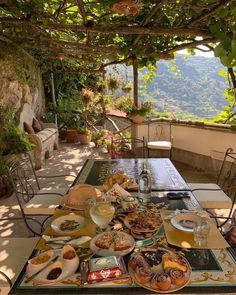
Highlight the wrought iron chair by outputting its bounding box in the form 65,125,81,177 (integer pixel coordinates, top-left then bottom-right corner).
5,153,74,236
111,136,146,159
189,148,236,228
146,120,172,158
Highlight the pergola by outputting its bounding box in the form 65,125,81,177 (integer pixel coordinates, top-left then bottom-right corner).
0,0,235,103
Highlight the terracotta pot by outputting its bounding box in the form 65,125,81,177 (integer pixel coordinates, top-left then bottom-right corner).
0,175,13,198
65,129,79,143
122,87,131,93
78,133,91,145
131,115,144,124
59,130,67,141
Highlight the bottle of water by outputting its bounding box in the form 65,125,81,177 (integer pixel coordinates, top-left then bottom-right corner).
139,162,151,203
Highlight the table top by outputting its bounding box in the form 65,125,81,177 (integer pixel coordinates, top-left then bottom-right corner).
10,158,236,295
73,158,189,191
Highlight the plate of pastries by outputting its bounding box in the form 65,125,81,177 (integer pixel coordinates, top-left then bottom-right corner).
128,247,191,293
124,209,163,240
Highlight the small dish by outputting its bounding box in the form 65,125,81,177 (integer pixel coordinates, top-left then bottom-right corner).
170,213,202,233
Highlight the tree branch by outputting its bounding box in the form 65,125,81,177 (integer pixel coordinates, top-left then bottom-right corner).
228,67,236,89
166,37,216,53
54,0,67,18
188,0,233,27
0,17,212,37
131,0,168,47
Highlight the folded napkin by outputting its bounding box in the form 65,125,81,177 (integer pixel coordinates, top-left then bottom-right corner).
161,209,229,249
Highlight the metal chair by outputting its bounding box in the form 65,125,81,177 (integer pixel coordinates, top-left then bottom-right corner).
189,148,235,209
146,120,172,158
111,136,146,159
5,153,74,236
189,148,236,228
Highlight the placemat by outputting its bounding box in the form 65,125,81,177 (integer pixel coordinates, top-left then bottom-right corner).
37,208,96,250
161,209,229,249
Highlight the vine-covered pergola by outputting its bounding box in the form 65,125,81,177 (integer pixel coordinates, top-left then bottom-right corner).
0,0,235,103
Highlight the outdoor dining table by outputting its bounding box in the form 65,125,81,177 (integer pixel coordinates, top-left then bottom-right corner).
9,158,236,295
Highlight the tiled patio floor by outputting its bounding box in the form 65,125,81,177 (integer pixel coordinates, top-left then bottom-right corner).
0,142,232,237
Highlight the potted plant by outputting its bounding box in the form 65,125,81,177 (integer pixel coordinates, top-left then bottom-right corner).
128,102,152,124
0,106,34,197
96,80,108,93
122,82,132,93
0,156,13,198
91,130,106,147
108,75,121,92
78,127,91,145
81,88,95,103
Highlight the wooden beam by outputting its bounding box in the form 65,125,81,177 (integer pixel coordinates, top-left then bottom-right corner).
132,55,138,106
7,35,118,53
0,18,212,37
0,35,36,61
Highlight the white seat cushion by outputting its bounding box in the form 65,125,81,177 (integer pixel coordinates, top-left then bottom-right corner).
188,182,232,209
24,187,68,215
0,237,39,294
147,141,172,150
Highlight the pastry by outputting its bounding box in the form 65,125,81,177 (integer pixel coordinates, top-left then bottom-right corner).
129,254,147,270
151,273,171,291
169,268,186,286
134,266,152,284
95,232,114,249
141,248,167,268
162,254,187,272
114,234,131,251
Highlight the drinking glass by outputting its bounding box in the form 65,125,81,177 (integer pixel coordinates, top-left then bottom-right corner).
193,217,210,246
89,199,115,232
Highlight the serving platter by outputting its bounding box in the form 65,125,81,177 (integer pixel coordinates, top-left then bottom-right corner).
51,214,87,234
26,246,79,285
90,231,135,257
170,212,202,233
128,247,191,293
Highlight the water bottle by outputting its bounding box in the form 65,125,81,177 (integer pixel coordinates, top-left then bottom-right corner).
138,162,151,203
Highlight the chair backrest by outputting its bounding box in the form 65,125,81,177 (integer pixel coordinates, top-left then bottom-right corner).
217,148,236,198
7,153,40,204
111,137,146,159
147,120,172,142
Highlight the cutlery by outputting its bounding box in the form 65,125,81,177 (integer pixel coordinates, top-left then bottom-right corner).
25,255,59,284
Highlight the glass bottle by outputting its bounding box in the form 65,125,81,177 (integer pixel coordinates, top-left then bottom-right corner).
138,162,152,203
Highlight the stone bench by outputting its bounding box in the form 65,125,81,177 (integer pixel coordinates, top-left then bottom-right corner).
19,103,59,169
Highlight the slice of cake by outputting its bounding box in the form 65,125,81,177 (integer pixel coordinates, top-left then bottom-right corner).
162,254,187,272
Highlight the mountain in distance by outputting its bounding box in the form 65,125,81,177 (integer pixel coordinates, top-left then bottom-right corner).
115,54,228,120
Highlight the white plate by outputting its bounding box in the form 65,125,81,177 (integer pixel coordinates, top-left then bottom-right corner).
170,212,202,233
51,214,87,234
90,231,135,257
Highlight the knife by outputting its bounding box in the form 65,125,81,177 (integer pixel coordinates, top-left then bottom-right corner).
25,255,59,284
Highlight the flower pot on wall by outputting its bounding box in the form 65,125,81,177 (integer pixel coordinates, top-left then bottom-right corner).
131,115,144,124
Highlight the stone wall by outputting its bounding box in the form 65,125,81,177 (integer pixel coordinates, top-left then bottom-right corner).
0,41,45,123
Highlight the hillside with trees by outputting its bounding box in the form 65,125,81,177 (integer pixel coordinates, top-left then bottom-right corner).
139,55,227,120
